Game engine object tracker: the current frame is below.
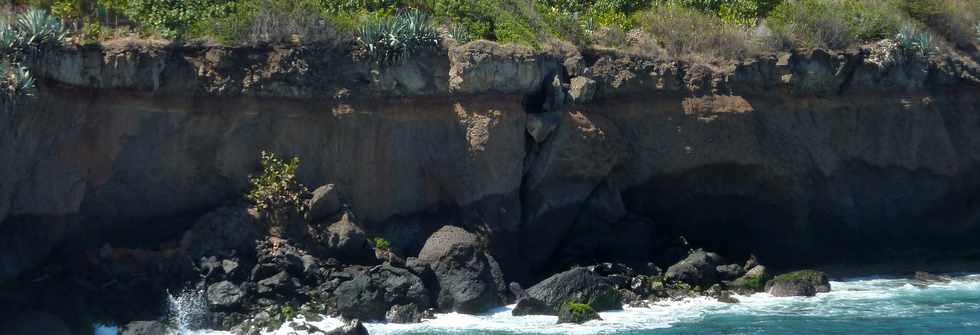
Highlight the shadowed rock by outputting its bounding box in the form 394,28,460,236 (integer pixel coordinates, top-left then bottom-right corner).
766,270,831,297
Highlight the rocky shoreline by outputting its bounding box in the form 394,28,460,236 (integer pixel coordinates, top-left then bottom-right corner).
0,195,838,334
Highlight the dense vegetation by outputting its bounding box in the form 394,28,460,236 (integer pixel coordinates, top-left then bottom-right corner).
4,0,980,61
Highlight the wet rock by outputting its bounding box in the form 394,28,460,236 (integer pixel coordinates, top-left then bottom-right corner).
716,264,745,281
618,289,641,305
308,184,342,222
207,281,246,308
591,263,635,277
386,304,423,324
730,265,771,294
765,270,831,297
324,319,369,335
556,302,601,324
665,250,724,287
629,275,652,297
914,271,952,284
526,267,621,313
706,284,739,304
511,282,553,316
118,320,173,335
418,226,506,314
334,264,431,321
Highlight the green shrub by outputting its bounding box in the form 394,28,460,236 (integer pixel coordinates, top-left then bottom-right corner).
636,4,769,59
768,0,906,49
372,237,392,251
208,0,337,44
247,151,309,226
669,0,781,25
356,9,440,64
427,0,547,47
566,302,594,314
122,0,234,40
898,0,980,48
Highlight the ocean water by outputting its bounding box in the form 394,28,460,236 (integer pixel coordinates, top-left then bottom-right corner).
98,274,980,335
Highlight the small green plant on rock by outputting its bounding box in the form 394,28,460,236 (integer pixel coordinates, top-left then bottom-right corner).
372,237,392,251
247,151,309,227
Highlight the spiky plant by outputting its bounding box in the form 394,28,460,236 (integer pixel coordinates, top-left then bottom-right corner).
399,9,439,54
356,9,440,65
16,9,66,50
896,24,936,61
1,61,35,98
448,23,473,44
0,22,21,53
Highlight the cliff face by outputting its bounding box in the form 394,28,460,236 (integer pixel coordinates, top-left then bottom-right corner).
2,40,979,282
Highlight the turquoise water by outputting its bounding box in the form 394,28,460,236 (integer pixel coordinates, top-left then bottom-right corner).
101,274,980,335
364,275,980,335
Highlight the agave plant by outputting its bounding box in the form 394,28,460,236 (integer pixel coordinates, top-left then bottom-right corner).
896,24,936,61
356,9,440,65
398,9,439,54
448,23,473,44
1,61,35,98
16,9,67,49
0,21,21,53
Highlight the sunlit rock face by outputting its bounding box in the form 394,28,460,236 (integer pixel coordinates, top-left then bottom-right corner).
2,42,980,284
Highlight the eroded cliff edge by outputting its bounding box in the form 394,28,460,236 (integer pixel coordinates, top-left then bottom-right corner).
2,40,980,283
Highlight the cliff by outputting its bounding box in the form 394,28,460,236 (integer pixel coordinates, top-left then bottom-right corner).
2,39,980,283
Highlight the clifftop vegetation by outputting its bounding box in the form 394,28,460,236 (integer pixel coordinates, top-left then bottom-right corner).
4,0,979,61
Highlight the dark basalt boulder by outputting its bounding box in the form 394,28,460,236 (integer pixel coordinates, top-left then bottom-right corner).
510,282,553,316
180,205,263,260
385,304,423,324
118,321,172,335
556,302,601,324
313,213,376,264
308,184,342,222
914,271,952,284
526,267,622,313
325,319,369,335
664,250,725,287
335,264,431,321
715,264,745,281
729,265,771,294
765,270,831,297
418,226,506,314
207,281,246,308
